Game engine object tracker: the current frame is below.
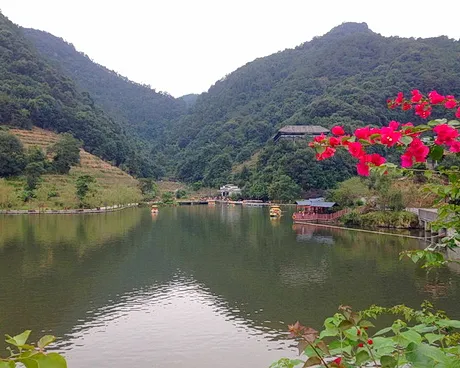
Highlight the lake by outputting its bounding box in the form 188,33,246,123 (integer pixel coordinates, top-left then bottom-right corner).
0,206,459,367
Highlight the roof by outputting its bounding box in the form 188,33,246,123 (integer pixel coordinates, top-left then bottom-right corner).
296,200,337,208
278,125,329,134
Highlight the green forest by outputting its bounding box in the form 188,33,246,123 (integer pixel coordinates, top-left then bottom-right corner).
3,13,460,199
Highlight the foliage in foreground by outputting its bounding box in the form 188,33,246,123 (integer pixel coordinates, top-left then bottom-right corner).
0,330,66,367
271,302,460,368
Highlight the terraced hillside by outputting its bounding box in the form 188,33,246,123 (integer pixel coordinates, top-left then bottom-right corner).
1,127,142,209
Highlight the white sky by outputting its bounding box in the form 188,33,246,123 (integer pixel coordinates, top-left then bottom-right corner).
2,0,460,97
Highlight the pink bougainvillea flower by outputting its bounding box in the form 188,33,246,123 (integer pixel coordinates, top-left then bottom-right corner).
354,126,371,140
428,90,445,104
445,95,457,109
415,102,432,119
456,107,460,119
401,138,430,167
401,154,413,168
316,147,336,160
348,142,365,158
331,125,345,136
402,102,412,111
411,89,423,103
329,137,341,147
449,141,460,153
313,133,327,143
356,161,370,176
433,124,459,145
388,120,400,130
394,92,404,105
380,127,402,147
368,153,386,166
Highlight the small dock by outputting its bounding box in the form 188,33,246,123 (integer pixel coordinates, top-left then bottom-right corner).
177,200,209,205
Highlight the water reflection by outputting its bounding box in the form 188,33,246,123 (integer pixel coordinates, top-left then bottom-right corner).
0,206,459,367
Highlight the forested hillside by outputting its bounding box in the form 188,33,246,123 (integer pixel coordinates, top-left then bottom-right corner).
172,22,460,195
21,20,460,197
0,12,159,177
23,28,187,156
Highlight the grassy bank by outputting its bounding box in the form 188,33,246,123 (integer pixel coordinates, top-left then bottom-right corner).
0,128,141,210
341,210,420,229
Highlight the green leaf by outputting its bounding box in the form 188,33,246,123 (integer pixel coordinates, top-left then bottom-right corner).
19,353,67,368
429,119,447,126
316,146,325,154
319,327,338,338
303,356,321,367
405,342,433,366
380,355,397,368
355,350,370,365
38,336,55,350
448,120,460,126
400,135,413,146
0,362,15,368
358,320,375,328
430,146,444,161
19,358,39,368
424,170,433,180
400,329,422,344
425,333,444,345
374,327,392,336
34,353,67,368
5,330,32,347
438,320,460,329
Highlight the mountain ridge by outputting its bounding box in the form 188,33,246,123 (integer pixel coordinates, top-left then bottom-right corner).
19,20,460,195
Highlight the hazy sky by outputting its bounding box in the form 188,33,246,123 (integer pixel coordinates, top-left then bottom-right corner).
2,0,460,97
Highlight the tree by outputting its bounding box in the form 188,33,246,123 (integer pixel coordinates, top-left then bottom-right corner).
0,131,25,177
268,174,301,203
138,178,158,200
75,175,95,207
49,133,81,174
330,177,370,207
24,161,45,191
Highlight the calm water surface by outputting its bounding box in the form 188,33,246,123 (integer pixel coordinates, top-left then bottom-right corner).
1,206,459,367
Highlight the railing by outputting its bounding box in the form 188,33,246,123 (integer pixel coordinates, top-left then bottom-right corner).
292,208,350,223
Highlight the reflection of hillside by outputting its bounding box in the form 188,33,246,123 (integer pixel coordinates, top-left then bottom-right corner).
0,209,152,344
0,209,142,255
0,206,459,357
148,207,460,332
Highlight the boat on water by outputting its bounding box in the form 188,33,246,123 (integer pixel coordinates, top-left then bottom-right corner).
151,205,159,214
269,205,282,218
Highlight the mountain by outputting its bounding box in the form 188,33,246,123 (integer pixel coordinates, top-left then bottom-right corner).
0,12,159,177
21,20,460,195
171,22,460,192
23,28,187,171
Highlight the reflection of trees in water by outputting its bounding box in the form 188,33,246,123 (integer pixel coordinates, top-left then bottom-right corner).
1,207,460,352
153,207,460,332
0,209,151,346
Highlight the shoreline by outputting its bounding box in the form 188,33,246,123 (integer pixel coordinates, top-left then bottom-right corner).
293,221,428,240
0,203,139,215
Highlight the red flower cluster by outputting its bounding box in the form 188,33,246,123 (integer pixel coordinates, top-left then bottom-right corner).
388,90,459,119
401,138,429,168
310,90,460,174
